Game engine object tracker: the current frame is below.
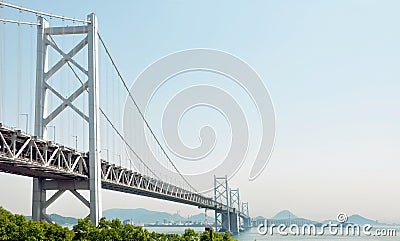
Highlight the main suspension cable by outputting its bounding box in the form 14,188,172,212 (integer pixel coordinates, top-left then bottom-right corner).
0,18,39,25
97,33,198,193
0,1,89,23
10,8,197,190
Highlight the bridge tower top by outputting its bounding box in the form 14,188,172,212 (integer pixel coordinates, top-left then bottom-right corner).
230,188,240,213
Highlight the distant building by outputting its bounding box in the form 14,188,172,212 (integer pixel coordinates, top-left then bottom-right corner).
123,219,134,225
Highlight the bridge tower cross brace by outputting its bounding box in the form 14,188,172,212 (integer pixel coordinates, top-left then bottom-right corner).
241,202,251,227
230,188,240,213
32,13,101,225
230,188,240,229
241,202,249,217
214,175,230,232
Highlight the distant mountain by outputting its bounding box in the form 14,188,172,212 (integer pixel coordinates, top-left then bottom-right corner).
323,214,388,226
103,208,206,224
103,208,180,224
26,208,207,226
27,214,78,225
272,210,298,220
49,214,78,225
25,209,396,227
269,211,391,226
267,210,316,225
187,213,206,222
347,214,380,225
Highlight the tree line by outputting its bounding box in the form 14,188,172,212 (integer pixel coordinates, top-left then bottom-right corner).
0,207,236,241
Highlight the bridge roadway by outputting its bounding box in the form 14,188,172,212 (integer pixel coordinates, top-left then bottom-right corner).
0,123,249,219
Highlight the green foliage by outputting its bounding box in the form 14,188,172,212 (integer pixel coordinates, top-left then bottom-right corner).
0,207,73,241
199,229,236,241
0,207,237,241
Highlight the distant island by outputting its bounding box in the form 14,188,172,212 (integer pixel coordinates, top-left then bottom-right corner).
27,208,398,227
103,208,208,227
254,210,396,227
28,208,209,227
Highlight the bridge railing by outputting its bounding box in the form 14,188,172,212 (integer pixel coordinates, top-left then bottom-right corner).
101,160,217,208
0,123,242,213
0,123,88,179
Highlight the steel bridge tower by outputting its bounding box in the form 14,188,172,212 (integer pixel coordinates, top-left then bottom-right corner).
241,202,251,228
33,13,101,225
214,175,230,232
230,188,240,230
214,176,240,234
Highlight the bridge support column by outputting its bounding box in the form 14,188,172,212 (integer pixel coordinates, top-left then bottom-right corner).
32,179,90,222
215,210,230,232
242,217,251,228
33,13,101,225
216,210,239,235
32,178,46,221
229,188,240,233
241,202,251,228
87,12,102,227
32,14,48,222
229,211,239,235
37,180,90,222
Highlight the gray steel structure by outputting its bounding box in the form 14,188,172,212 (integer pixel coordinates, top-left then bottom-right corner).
0,11,251,233
241,202,251,228
230,188,240,213
230,188,240,231
214,176,244,234
0,124,226,210
0,124,250,217
214,176,231,232
33,14,101,225
213,177,251,234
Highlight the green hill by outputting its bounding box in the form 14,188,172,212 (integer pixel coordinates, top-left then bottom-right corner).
26,214,78,225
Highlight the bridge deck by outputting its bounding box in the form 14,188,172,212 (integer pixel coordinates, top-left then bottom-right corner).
0,123,248,218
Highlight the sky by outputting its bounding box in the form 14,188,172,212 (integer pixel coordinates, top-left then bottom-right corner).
0,0,399,223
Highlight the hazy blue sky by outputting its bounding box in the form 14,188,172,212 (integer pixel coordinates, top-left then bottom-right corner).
0,0,399,223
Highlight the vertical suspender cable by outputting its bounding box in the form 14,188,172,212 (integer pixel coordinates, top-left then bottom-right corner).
0,6,3,120
17,11,21,128
41,21,155,177
71,21,78,150
29,24,33,134
48,22,53,140
117,71,123,167
79,21,86,151
110,57,115,165
97,34,198,193
0,20,4,120
99,40,106,160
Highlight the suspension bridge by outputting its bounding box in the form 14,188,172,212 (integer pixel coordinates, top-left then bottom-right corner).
0,2,251,234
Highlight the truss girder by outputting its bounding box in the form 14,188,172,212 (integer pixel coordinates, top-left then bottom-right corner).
0,124,232,211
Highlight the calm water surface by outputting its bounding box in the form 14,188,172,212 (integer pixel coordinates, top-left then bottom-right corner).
145,227,400,241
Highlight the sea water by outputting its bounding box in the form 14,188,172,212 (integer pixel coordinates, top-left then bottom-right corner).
145,227,400,241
